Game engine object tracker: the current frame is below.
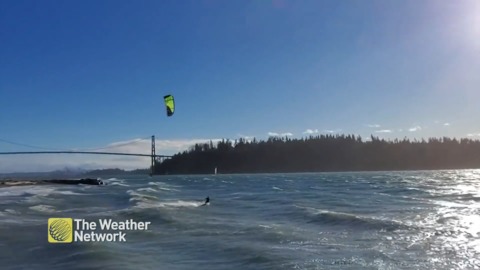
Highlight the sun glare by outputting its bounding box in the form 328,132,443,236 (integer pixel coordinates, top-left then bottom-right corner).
459,0,480,48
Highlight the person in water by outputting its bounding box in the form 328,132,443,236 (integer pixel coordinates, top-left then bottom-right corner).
202,196,210,206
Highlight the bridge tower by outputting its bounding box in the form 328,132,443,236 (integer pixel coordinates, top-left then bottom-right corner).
151,135,156,175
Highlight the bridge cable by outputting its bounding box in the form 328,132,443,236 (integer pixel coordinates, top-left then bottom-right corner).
0,136,153,152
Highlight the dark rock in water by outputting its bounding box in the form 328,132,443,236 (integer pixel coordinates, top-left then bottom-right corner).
43,178,105,185
0,178,105,187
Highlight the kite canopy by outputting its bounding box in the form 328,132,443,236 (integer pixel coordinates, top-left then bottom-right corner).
164,95,175,116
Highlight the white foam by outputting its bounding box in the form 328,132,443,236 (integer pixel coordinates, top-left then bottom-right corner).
147,182,181,192
148,181,167,186
0,184,88,198
148,181,181,188
26,186,55,196
29,204,56,213
56,190,84,195
4,209,18,214
134,200,203,209
128,195,158,202
158,187,179,192
108,182,130,187
158,200,202,208
104,178,130,186
0,186,31,197
221,180,233,184
137,187,158,193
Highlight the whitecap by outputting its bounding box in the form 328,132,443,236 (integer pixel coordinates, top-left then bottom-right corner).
29,204,56,213
158,200,203,208
137,187,158,193
157,187,180,192
4,209,18,214
107,182,130,187
133,200,203,209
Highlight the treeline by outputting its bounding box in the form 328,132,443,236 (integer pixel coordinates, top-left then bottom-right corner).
153,135,480,174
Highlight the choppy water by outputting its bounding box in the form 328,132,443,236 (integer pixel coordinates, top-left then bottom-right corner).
1,170,480,269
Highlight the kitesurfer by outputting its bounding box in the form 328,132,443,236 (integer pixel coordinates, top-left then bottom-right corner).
202,196,210,206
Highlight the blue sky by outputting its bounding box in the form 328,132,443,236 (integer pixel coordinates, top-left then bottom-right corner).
1,0,480,172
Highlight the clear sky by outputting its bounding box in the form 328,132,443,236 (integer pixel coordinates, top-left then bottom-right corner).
1,0,480,172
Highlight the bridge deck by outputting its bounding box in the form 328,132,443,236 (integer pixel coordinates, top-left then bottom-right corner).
0,151,171,158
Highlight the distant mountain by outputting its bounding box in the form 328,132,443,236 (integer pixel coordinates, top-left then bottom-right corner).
81,168,149,177
0,167,149,179
0,169,85,180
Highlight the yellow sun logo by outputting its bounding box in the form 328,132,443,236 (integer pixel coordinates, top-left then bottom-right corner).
48,218,73,243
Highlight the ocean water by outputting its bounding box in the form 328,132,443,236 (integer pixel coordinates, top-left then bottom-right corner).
1,170,480,269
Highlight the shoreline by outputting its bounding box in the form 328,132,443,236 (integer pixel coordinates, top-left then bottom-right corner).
0,178,105,188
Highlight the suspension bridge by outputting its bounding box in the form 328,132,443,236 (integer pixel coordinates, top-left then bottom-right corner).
0,136,172,175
